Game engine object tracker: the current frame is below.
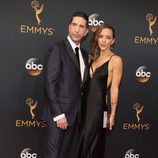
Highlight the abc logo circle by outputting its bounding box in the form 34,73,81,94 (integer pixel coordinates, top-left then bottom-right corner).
20,148,37,158
25,58,43,76
125,153,139,158
89,13,104,32
21,151,37,158
136,66,151,83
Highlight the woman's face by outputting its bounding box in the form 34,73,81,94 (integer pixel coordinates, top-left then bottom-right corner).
97,28,115,51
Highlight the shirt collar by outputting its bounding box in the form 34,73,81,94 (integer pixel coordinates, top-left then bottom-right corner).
67,35,80,51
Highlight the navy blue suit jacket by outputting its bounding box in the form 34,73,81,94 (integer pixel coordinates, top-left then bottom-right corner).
42,38,88,126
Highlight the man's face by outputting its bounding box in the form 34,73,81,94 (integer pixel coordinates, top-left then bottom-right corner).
68,16,88,45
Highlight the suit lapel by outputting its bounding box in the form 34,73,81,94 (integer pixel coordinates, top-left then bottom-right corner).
63,38,88,87
64,39,80,72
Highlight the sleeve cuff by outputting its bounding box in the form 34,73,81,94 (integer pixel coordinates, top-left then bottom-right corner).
53,114,65,121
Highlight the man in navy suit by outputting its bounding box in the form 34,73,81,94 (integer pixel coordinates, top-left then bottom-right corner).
42,11,89,158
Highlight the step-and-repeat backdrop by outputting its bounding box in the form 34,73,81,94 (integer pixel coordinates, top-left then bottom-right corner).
0,0,158,157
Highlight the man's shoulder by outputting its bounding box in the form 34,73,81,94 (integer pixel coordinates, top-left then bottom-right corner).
51,40,64,47
48,40,65,52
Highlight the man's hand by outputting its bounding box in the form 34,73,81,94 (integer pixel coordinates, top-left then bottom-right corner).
56,116,68,130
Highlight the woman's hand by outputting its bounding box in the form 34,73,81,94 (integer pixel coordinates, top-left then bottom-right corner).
109,114,115,130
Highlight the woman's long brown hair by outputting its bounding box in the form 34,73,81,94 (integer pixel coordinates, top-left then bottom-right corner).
90,24,115,61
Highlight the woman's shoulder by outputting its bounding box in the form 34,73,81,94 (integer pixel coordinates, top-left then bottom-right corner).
111,53,122,61
110,53,123,66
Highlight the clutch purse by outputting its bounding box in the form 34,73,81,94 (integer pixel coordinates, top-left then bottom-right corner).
103,111,109,128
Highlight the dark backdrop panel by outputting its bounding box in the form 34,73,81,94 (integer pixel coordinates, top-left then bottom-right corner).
0,0,158,157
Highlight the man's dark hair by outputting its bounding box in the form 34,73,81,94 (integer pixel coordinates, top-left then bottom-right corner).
69,11,89,28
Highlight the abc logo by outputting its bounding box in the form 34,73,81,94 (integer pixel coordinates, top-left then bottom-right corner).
136,66,151,83
136,70,151,77
125,153,139,158
21,151,37,158
89,18,104,26
20,148,37,158
25,58,43,76
89,13,104,32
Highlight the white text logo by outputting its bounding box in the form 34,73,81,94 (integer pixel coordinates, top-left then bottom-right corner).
88,13,104,32
25,58,43,76
20,148,37,158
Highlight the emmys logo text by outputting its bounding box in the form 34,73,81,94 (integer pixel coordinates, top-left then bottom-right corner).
20,25,54,35
123,103,150,130
20,0,54,36
134,13,158,45
16,98,46,128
